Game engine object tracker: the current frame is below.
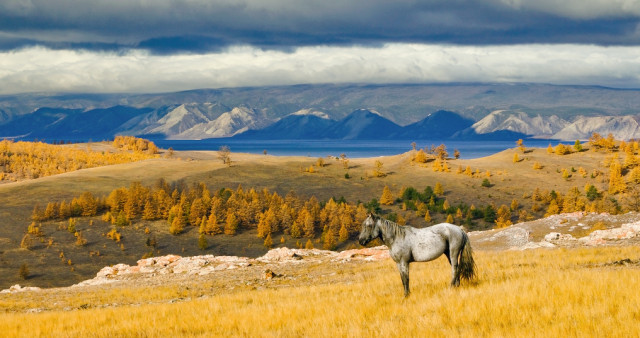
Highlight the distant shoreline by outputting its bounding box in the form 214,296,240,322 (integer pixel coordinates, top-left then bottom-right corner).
151,138,559,160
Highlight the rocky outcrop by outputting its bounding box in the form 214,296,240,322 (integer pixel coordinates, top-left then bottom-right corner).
578,220,640,246
471,211,640,250
71,246,389,288
0,284,42,294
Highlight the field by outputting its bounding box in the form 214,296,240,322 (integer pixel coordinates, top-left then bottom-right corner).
0,140,632,288
1,245,639,336
1,139,639,336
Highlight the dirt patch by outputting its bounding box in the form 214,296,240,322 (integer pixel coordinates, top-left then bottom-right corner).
587,258,640,269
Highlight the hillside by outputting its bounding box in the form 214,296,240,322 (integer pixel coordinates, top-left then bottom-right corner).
1,83,640,140
1,138,640,336
0,137,639,289
0,217,639,336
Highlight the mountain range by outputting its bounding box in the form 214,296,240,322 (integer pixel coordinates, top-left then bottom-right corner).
0,83,639,141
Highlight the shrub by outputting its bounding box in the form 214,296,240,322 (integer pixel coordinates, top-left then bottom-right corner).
18,263,29,280
264,233,273,249
481,179,492,187
198,234,208,250
67,218,76,233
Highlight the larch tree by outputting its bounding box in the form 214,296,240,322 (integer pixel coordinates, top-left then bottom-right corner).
169,214,186,235
224,213,239,235
263,233,273,248
380,186,394,205
608,161,626,194
373,160,385,177
205,213,221,235
198,234,208,250
413,149,428,163
434,182,444,196
338,224,349,243
510,199,519,211
424,210,432,223
290,220,302,238
495,205,512,228
574,140,583,152
323,228,336,250
305,239,314,249
544,199,561,217
217,145,231,166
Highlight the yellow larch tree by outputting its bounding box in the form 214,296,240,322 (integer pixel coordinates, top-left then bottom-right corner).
380,186,394,205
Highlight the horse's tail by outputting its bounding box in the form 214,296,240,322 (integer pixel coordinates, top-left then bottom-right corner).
457,231,476,283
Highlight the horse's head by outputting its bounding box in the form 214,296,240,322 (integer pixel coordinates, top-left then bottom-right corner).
358,213,380,246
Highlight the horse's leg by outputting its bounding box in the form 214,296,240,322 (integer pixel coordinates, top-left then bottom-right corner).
449,245,461,287
396,260,410,297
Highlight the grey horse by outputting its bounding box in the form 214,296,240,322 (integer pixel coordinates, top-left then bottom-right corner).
358,214,476,297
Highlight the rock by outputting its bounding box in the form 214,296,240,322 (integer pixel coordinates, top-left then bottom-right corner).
512,241,555,251
544,232,561,241
487,226,531,247
0,284,41,293
335,246,390,262
257,247,336,263
544,232,575,241
96,266,116,278
263,269,277,280
579,220,640,245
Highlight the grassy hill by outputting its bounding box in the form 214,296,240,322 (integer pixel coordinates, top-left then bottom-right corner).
0,246,639,336
0,139,630,288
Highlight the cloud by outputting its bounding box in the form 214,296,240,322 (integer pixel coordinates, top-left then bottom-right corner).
1,44,639,94
496,0,640,19
0,1,639,54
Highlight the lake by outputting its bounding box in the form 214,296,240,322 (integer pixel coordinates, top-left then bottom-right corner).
152,139,560,159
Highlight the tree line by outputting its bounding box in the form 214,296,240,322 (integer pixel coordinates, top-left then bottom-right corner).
0,138,158,181
32,179,371,250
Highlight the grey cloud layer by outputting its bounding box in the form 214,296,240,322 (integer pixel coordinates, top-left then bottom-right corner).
1,44,638,94
1,0,639,53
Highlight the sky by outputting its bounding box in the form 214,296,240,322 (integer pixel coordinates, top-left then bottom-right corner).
1,0,640,94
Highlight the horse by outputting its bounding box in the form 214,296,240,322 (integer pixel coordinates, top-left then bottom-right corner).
358,214,476,297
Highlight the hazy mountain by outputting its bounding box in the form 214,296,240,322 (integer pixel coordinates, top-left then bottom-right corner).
236,110,334,139
471,110,569,137
139,104,210,136
552,115,640,141
0,106,148,140
321,109,403,140
175,107,268,139
1,83,640,141
395,110,474,139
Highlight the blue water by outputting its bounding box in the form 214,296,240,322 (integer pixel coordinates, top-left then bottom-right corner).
152,139,559,159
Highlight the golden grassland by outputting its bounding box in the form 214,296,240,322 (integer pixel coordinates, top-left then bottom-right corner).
0,141,637,288
1,245,639,337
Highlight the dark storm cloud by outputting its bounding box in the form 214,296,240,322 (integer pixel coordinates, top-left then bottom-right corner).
1,0,639,53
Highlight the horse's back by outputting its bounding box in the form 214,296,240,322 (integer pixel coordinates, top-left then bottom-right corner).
428,222,466,245
429,222,464,235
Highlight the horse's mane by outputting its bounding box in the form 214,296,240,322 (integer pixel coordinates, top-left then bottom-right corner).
376,216,406,241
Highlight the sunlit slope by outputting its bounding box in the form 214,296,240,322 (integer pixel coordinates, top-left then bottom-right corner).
1,246,639,337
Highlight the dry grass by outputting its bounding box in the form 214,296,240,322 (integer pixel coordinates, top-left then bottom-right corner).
1,245,639,337
0,145,628,289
